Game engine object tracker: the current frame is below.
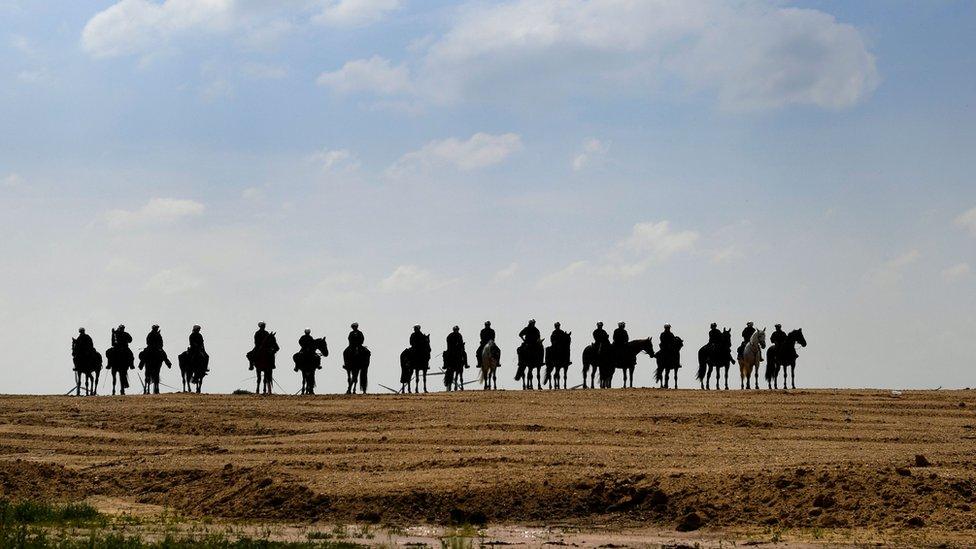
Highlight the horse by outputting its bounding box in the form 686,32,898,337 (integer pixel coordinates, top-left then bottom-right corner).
138,347,171,394
294,338,329,395
249,332,279,395
515,340,545,390
105,345,134,395
178,348,208,393
71,339,102,396
543,333,572,389
697,329,735,390
478,340,501,390
654,337,684,389
400,335,431,394
612,338,656,388
581,342,612,388
343,345,371,394
442,346,468,392
738,328,766,389
766,328,807,390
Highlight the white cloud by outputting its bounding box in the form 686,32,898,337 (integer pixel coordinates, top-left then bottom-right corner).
956,207,976,237
241,187,264,201
2,173,23,188
866,249,920,287
104,198,205,230
241,61,287,80
572,138,610,171
493,262,519,282
303,272,365,307
316,56,412,96
328,0,876,112
16,68,50,84
942,263,971,282
307,148,359,172
313,0,402,27
387,132,523,177
620,221,699,258
144,267,204,295
380,265,432,293
537,260,589,289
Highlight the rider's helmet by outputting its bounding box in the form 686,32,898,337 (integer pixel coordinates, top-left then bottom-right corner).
413,324,421,330
452,326,459,331
304,328,311,334
118,324,125,330
258,321,266,328
485,321,491,326
664,324,671,330
710,322,717,329
351,322,358,329
529,319,536,325
747,321,754,327
775,323,782,329
152,324,159,329
79,327,85,333
618,321,625,327
192,325,201,331
554,322,561,328
597,322,603,327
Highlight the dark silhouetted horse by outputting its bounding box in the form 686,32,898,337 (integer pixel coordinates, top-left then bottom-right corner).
765,328,807,389
399,335,431,393
294,338,329,395
138,347,171,394
442,345,468,392
582,342,612,389
105,345,134,395
343,345,371,394
249,332,279,395
543,333,572,389
72,339,102,396
516,339,545,390
478,340,501,390
178,348,208,393
655,336,684,389
612,338,656,388
697,328,734,390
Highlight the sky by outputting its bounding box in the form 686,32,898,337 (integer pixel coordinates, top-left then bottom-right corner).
1,0,974,394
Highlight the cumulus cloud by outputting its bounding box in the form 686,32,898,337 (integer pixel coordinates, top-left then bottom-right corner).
380,265,434,293
942,263,971,282
307,148,359,172
866,249,920,287
619,221,700,258
572,138,610,171
387,132,522,177
317,56,412,95
144,267,204,295
493,262,519,282
956,207,976,237
313,0,402,27
324,0,877,112
104,198,205,230
537,260,589,289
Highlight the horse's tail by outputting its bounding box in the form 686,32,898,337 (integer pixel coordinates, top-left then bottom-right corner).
696,346,707,381
359,362,368,392
654,358,663,384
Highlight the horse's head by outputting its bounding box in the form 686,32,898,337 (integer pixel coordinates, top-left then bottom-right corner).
757,329,767,348
791,328,807,347
316,338,329,356
722,329,732,346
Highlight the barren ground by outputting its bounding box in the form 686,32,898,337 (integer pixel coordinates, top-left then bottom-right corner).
1,389,975,547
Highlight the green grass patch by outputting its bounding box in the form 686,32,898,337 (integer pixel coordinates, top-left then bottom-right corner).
0,499,102,526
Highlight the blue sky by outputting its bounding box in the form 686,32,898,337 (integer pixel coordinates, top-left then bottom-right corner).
1,0,974,393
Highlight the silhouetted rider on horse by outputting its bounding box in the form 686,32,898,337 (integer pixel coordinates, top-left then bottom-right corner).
446,326,467,368
770,324,787,347
142,324,172,367
593,321,610,350
112,324,133,361
295,329,320,372
550,322,570,357
659,324,677,357
707,323,722,347
612,321,629,364
410,325,430,354
74,327,95,371
188,325,209,371
248,321,279,370
477,321,495,367
348,322,365,349
738,321,757,361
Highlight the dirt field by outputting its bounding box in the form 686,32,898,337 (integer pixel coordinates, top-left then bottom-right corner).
2,389,975,546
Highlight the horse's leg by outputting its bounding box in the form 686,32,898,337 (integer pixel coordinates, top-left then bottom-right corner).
790,364,796,389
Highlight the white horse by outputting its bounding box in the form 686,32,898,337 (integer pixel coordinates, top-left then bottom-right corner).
479,340,501,390
738,328,766,389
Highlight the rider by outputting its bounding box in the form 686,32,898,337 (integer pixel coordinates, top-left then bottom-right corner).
592,322,610,349
519,319,541,347
612,321,629,362
188,325,209,372
142,324,172,367
659,324,677,357
446,326,467,368
348,322,365,348
739,322,756,359
112,324,134,365
770,324,787,347
74,327,94,371
707,323,722,347
296,328,316,372
409,325,430,354
550,322,570,363
249,321,278,370
477,321,495,367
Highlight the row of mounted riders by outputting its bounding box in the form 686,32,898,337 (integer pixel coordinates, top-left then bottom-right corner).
69,320,807,396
